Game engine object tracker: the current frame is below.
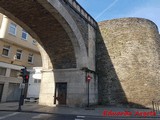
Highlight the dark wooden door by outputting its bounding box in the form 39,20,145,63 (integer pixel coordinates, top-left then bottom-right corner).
0,84,4,102
55,83,67,105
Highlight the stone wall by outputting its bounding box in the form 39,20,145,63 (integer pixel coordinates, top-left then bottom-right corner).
61,0,90,54
97,18,160,108
39,69,98,107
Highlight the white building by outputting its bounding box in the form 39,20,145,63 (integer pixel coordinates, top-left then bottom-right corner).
27,67,42,99
0,13,42,102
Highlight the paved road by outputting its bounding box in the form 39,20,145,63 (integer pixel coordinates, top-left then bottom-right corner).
0,111,159,120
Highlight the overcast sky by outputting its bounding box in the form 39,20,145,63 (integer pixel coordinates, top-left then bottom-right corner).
77,0,160,31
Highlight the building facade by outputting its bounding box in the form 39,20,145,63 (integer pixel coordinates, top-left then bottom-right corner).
0,13,42,102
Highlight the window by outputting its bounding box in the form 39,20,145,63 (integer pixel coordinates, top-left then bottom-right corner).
0,67,6,76
10,69,19,78
8,23,17,35
34,79,41,83
28,53,33,63
16,50,22,60
2,45,10,56
21,29,28,40
32,40,37,45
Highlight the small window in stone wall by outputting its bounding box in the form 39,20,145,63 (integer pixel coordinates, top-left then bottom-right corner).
28,53,33,63
10,69,19,78
0,67,6,76
32,40,37,45
2,45,10,57
16,49,22,60
34,79,41,83
9,23,17,35
21,29,28,40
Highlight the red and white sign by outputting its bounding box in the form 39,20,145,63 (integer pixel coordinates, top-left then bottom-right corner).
86,74,92,82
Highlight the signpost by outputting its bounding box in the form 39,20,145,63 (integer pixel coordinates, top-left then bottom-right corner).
81,67,96,109
87,74,92,107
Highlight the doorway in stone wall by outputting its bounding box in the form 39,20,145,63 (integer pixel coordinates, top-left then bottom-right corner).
54,82,67,105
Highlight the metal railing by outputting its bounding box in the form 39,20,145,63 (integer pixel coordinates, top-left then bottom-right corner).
62,0,98,29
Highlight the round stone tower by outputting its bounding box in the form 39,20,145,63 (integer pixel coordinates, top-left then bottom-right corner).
97,18,160,108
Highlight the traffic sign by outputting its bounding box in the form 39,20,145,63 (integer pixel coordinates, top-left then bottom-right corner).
86,74,92,82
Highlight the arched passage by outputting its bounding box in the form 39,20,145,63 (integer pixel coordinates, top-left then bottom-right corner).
0,0,90,106
0,0,88,69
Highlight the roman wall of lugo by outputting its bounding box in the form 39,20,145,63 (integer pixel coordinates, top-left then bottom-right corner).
97,18,160,108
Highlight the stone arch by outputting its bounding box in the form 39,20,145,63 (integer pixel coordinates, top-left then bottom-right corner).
0,0,88,70
38,0,88,68
0,0,88,106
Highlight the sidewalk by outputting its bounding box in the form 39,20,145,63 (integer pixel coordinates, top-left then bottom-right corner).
0,102,159,118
